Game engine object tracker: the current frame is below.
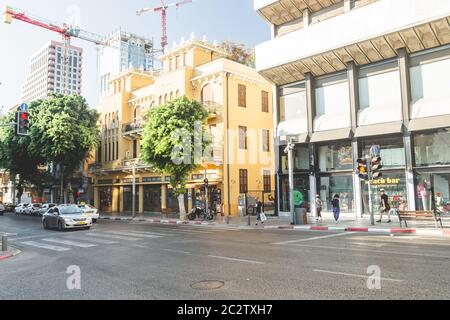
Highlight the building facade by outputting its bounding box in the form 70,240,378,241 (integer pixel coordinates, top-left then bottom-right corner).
98,30,154,96
91,38,274,216
22,40,82,103
255,0,450,217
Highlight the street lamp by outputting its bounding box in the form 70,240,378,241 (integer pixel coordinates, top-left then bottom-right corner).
126,160,137,219
284,137,296,225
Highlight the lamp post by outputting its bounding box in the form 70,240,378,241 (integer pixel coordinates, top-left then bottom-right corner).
126,160,137,219
284,138,296,225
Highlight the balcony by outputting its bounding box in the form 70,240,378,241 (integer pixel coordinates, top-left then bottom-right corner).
203,101,221,120
256,0,450,85
120,158,153,174
122,120,144,140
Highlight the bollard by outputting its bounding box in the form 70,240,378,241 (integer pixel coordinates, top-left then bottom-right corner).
2,235,7,252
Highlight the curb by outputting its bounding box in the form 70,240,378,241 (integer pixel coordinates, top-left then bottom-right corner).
0,248,21,261
99,216,449,237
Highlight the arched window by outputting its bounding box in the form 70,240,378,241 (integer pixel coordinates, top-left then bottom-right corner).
159,96,163,105
134,106,142,122
201,83,217,105
176,90,180,98
164,94,168,104
170,92,174,101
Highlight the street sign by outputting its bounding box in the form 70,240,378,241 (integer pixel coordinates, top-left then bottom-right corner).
19,103,28,111
370,145,380,157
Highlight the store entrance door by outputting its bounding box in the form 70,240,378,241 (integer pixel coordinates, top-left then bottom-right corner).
415,172,450,213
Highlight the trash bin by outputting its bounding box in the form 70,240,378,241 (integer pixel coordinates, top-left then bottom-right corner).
295,208,307,225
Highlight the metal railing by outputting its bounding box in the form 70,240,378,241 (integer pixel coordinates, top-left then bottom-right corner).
122,120,144,134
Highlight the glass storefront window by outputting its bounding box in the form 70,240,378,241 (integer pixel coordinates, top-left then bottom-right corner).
319,175,354,213
361,136,405,168
280,145,309,172
318,143,353,172
415,173,450,213
361,173,407,214
414,129,450,166
278,83,307,136
280,175,310,212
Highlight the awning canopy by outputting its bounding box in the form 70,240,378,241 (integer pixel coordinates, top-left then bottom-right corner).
355,121,404,138
310,128,352,143
409,115,450,132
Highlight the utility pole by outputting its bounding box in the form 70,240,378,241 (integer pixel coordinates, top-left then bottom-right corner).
132,163,136,219
284,138,296,225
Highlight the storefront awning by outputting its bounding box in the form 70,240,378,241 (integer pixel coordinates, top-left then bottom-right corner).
355,121,403,138
409,115,450,132
310,128,352,143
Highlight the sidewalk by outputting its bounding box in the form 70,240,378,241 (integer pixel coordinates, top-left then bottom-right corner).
99,211,450,237
0,247,21,261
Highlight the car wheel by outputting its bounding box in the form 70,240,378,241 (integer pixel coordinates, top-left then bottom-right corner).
57,221,64,232
43,220,48,230
92,219,97,223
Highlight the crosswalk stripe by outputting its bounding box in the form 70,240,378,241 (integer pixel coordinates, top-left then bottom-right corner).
64,236,118,245
42,238,97,248
121,230,173,237
21,241,71,252
86,233,142,241
104,231,163,239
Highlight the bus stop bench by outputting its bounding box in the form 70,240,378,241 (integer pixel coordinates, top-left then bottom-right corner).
397,210,443,228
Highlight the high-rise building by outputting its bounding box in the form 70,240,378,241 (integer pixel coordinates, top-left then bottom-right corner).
22,40,83,103
255,0,450,218
98,30,154,95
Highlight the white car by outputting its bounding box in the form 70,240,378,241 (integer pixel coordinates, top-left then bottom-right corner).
78,204,99,223
14,203,28,215
39,203,57,216
42,205,93,231
24,203,42,216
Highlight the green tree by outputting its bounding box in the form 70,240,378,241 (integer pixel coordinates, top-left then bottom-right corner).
220,41,255,68
29,94,99,203
141,97,211,220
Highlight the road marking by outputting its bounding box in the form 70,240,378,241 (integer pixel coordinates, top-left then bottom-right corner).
287,243,450,259
64,236,118,245
21,241,71,252
161,248,192,254
351,242,387,248
122,230,173,237
42,238,97,248
313,269,403,282
272,232,356,245
208,255,265,265
86,233,142,241
130,244,148,249
105,231,163,239
9,235,46,242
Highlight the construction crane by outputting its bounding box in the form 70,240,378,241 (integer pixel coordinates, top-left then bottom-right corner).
3,5,115,96
136,0,196,53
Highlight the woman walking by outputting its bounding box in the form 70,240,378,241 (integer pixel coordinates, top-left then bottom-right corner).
315,195,323,222
331,194,340,223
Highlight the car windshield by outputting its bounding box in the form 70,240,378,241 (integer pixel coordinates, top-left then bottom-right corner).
59,206,84,215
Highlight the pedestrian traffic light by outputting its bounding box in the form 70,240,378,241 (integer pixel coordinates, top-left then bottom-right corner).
17,111,30,136
371,156,383,179
356,158,368,181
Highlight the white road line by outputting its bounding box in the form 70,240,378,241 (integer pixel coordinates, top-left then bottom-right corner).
161,248,192,254
313,269,403,282
104,231,163,239
288,243,450,259
351,242,387,248
21,241,71,252
208,255,265,265
9,235,46,242
272,232,356,245
42,238,97,248
122,230,173,237
64,236,118,245
86,233,142,241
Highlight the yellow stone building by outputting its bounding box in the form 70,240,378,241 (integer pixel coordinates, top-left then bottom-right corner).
90,39,274,217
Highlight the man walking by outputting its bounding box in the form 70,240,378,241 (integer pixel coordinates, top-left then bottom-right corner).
377,189,391,223
255,198,264,226
315,195,323,222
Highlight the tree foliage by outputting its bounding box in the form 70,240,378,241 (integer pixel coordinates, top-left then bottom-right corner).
141,97,211,217
220,41,255,68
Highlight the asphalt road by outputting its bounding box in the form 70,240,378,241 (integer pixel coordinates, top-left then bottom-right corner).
1,213,449,300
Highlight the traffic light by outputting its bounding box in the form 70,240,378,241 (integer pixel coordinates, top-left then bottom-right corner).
17,111,30,136
356,158,368,181
371,156,383,179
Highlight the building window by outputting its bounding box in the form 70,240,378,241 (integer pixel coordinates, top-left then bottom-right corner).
358,61,402,125
319,175,354,213
262,129,270,152
314,73,350,131
239,126,247,150
414,129,450,167
410,47,450,119
238,84,246,108
239,169,248,194
318,143,353,172
262,90,269,113
280,145,310,172
263,170,271,192
361,136,405,168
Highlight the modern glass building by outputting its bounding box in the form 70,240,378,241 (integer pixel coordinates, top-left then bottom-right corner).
254,0,450,217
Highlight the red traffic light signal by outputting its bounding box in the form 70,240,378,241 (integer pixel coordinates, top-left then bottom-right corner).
17,111,30,136
371,156,383,179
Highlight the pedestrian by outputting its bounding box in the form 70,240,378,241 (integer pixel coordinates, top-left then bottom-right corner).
377,189,391,223
315,194,323,222
331,194,340,223
255,198,264,226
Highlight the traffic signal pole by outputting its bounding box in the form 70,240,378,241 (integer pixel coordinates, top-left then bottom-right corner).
366,157,375,226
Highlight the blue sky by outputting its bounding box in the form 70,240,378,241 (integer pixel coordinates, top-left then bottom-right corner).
0,0,270,110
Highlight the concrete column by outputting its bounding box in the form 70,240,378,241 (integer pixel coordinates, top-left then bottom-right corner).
139,184,144,214
303,9,310,28
404,134,416,211
305,73,315,136
161,184,167,211
347,61,359,133
398,48,411,128
352,139,363,218
308,144,317,217
94,187,99,209
119,186,124,213
112,186,119,213
273,84,281,216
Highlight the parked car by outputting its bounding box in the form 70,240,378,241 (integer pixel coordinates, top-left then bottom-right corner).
4,203,16,212
42,204,93,231
0,203,5,216
25,203,42,216
14,203,28,215
78,204,99,223
39,203,57,216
